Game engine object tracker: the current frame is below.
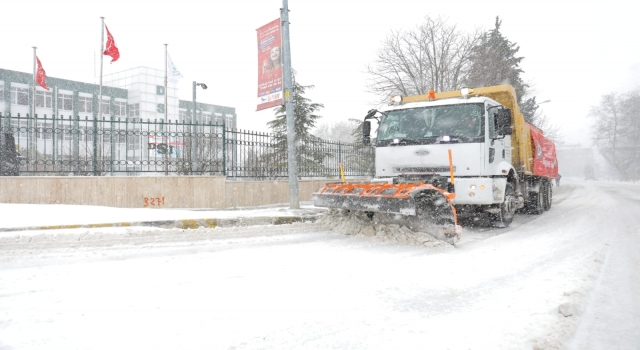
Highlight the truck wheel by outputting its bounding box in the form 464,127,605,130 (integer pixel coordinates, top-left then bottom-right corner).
526,182,545,215
543,181,552,211
492,183,515,228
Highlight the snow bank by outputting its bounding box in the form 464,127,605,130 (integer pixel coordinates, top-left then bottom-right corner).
0,223,321,249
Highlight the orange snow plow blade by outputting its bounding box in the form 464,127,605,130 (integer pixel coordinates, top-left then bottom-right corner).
313,182,460,238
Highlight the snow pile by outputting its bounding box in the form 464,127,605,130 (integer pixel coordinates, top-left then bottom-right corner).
317,209,454,248
0,223,320,249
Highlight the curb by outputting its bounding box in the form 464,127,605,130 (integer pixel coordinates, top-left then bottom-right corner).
0,215,322,233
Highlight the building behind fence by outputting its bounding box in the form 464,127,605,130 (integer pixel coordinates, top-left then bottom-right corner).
0,113,374,178
0,66,374,178
1,67,238,128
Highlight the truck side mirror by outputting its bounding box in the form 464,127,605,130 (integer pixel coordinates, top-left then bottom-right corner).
362,121,371,145
496,109,513,135
365,109,377,119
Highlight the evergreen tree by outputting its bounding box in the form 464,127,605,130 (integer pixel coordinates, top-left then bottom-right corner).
466,17,539,123
265,72,327,176
520,97,540,125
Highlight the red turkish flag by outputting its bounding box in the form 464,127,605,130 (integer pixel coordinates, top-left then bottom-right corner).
36,56,50,91
103,24,120,63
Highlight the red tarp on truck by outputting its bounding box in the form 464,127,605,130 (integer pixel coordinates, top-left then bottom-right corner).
527,122,558,178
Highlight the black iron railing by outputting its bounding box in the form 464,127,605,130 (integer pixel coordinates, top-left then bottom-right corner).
0,113,374,178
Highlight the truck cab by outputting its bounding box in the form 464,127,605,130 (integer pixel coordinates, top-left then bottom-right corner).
372,95,515,207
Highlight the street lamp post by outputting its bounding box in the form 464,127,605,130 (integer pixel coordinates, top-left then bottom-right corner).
537,100,551,117
282,0,299,209
192,81,207,174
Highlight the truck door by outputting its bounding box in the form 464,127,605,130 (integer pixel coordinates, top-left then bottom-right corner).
485,104,508,175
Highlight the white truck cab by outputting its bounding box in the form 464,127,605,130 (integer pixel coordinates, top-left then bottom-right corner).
372,96,514,206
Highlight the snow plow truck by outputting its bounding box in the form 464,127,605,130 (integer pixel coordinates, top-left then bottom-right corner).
313,84,558,242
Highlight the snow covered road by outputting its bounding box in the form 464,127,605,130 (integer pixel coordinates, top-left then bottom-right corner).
1,180,638,349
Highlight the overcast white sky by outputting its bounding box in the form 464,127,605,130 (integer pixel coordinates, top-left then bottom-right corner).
2,0,638,146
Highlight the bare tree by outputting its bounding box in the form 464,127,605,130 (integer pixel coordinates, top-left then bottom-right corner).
175,130,225,175
313,120,359,143
367,16,481,100
522,96,562,141
590,90,640,180
530,110,562,141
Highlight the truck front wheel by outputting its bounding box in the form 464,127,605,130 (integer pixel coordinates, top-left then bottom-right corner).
492,183,516,228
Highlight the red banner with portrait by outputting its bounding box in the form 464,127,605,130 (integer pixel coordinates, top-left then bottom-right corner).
256,19,283,111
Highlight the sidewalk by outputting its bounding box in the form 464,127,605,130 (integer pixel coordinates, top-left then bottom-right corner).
0,202,326,233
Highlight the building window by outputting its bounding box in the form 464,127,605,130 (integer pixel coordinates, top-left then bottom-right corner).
62,123,74,140
36,90,53,108
101,99,110,115
0,83,4,102
114,101,126,116
179,110,189,121
202,112,212,124
78,96,92,113
11,120,29,136
129,103,139,117
58,93,73,111
127,136,141,150
82,127,93,142
11,87,29,105
37,122,53,139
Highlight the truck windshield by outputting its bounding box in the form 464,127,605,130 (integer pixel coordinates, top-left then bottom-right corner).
377,103,484,144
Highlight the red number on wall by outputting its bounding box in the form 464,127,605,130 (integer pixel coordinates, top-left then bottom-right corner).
143,196,165,207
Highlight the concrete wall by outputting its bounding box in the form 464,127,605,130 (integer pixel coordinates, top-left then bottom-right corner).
0,177,348,209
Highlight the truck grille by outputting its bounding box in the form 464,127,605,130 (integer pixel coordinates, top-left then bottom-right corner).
393,166,455,173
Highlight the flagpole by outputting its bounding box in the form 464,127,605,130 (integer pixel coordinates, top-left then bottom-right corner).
32,46,37,162
32,47,36,119
99,17,104,121
97,16,105,176
164,43,169,175
164,44,168,123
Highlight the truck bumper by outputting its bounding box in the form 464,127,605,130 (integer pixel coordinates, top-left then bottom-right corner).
451,178,506,205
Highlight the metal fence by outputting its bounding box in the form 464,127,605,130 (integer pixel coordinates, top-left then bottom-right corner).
0,113,374,178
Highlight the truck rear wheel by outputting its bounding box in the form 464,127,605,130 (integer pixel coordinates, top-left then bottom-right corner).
526,182,545,215
543,180,552,211
492,183,515,228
